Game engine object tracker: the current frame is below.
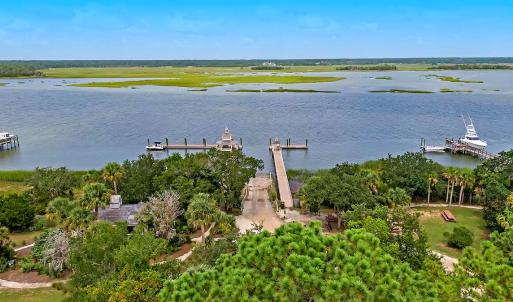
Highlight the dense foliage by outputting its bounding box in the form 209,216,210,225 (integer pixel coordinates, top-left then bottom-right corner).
161,223,438,302
380,153,443,197
27,167,78,214
0,194,35,231
0,227,14,272
0,64,44,77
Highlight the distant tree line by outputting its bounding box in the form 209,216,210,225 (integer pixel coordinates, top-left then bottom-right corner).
428,64,513,70
2,57,513,69
0,64,44,78
336,64,398,71
250,66,285,70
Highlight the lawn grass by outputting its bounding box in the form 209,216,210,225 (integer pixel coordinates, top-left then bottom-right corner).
227,88,339,93
0,180,30,196
71,74,344,88
415,206,487,258
0,288,66,302
9,230,43,246
369,89,434,93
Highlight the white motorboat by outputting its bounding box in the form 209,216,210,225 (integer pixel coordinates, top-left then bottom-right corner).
146,141,165,151
459,116,487,150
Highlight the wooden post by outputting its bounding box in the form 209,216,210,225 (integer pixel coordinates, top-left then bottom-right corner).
203,138,206,146
269,138,272,146
147,138,150,146
184,138,188,146
306,139,308,147
165,137,169,146
240,137,243,146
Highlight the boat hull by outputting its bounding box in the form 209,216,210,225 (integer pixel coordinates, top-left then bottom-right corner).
460,139,487,150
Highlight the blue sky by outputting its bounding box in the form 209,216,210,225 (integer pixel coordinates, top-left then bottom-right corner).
1,0,513,59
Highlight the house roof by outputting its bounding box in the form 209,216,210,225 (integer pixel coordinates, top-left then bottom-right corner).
98,203,142,226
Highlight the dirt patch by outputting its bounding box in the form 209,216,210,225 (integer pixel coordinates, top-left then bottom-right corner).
0,270,53,283
15,247,32,258
418,210,443,220
171,243,193,259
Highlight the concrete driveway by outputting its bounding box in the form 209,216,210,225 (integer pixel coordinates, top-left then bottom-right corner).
236,175,284,233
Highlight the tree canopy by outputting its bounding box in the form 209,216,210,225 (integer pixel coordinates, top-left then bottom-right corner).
160,223,438,302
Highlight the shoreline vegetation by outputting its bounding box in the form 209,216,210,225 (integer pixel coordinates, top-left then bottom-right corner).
373,76,392,80
426,74,484,83
70,74,344,88
226,88,339,93
369,89,434,93
440,88,473,93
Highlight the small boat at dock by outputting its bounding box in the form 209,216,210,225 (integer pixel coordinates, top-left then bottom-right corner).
146,141,165,151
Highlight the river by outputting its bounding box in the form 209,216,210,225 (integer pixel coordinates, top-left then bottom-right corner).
1,71,512,171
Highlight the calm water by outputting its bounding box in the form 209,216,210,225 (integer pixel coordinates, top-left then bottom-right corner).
1,71,513,171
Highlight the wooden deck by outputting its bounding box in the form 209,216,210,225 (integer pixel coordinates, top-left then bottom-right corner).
162,144,217,150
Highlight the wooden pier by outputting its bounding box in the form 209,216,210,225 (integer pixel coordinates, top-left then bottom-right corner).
421,138,498,160
269,138,308,208
147,128,242,152
0,134,19,151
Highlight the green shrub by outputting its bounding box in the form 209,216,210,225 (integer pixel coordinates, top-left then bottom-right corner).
0,257,8,272
19,255,46,274
445,226,474,249
20,256,36,272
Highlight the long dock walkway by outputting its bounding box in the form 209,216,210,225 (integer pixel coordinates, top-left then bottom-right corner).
269,138,308,208
270,143,293,208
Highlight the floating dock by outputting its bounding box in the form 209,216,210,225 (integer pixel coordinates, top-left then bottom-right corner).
0,133,19,151
421,138,498,160
269,138,308,208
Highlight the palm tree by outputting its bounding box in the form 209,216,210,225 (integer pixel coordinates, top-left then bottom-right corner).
457,168,474,205
186,193,219,242
360,169,380,194
102,162,123,194
449,170,460,206
81,182,110,219
427,173,438,206
442,168,453,204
